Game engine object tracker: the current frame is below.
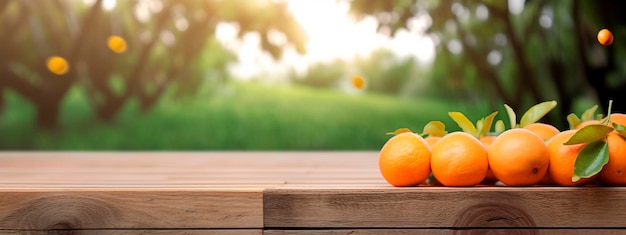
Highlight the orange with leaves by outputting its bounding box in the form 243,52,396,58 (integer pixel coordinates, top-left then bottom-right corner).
546,130,594,186
488,128,549,186
594,113,626,185
431,132,488,186
597,132,626,185
610,113,626,127
447,111,499,185
379,132,431,186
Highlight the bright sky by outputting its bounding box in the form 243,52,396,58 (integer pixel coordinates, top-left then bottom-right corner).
221,0,437,80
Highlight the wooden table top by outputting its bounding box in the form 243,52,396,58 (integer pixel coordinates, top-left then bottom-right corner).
0,151,385,189
1,152,625,234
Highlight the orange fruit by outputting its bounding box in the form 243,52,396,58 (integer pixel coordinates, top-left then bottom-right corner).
107,35,128,53
546,130,593,186
610,113,626,127
597,28,614,46
597,132,626,185
351,75,366,90
488,128,549,186
575,120,603,130
46,56,69,75
379,132,431,186
431,132,488,186
524,123,560,140
479,136,498,184
537,171,556,185
424,136,441,149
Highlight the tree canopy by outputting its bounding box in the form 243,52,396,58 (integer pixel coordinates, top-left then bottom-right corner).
348,0,626,127
0,0,306,128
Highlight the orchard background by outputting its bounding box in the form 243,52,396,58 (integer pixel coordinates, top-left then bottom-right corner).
1,0,624,150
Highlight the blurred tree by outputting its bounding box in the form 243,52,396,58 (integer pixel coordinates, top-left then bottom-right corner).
348,0,626,127
291,59,348,88
354,49,418,94
0,0,306,129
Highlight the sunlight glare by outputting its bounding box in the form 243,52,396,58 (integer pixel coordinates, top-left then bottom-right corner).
102,0,117,11
288,0,381,61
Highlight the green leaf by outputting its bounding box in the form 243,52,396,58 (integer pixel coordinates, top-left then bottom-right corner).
504,104,517,129
564,124,613,145
581,105,598,121
495,120,505,134
422,121,447,137
386,128,413,136
572,140,609,182
479,111,499,137
475,119,484,138
597,114,605,121
427,173,443,186
613,123,626,139
520,101,557,127
448,112,477,136
567,113,581,130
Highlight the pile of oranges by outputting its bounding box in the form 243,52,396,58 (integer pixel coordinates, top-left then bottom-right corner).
379,101,626,187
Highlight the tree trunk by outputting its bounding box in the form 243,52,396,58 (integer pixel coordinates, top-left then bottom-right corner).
0,87,5,117
95,97,126,122
33,95,62,130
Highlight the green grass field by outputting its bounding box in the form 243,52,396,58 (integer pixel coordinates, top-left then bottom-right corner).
0,83,490,150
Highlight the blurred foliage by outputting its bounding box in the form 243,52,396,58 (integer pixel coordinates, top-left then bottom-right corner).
0,0,306,129
354,49,418,94
348,0,626,128
292,48,426,96
291,59,348,88
0,83,489,150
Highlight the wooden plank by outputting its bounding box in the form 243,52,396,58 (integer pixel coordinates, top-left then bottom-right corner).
0,152,379,170
0,189,263,230
0,229,261,235
264,229,626,235
264,187,626,228
0,152,381,188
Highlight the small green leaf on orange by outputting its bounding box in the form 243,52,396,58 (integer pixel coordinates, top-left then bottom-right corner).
386,128,413,136
564,124,613,145
504,104,517,129
476,119,484,138
495,120,505,134
613,123,626,139
567,113,581,130
422,121,447,137
572,140,609,182
448,112,477,136
479,111,498,137
581,105,598,121
520,101,557,127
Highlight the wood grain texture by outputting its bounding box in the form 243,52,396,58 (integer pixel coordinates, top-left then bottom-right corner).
0,229,261,235
263,229,626,235
264,187,626,228
0,190,263,230
2,152,626,232
0,152,383,188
